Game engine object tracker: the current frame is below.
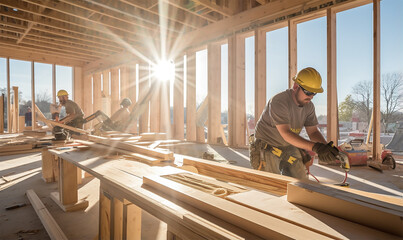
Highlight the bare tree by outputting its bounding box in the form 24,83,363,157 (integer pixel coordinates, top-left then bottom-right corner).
381,72,403,132
352,80,372,124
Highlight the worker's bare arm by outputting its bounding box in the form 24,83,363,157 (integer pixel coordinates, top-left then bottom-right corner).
306,125,327,144
276,124,315,151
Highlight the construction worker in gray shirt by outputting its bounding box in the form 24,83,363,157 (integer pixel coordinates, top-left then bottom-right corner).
250,67,340,179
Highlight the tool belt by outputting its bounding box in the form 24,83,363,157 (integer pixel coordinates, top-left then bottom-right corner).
249,134,311,171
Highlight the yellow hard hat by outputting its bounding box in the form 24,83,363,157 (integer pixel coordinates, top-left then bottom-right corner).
293,67,323,93
57,90,68,97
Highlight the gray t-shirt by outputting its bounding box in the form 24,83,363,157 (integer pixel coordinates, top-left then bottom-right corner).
64,100,84,119
255,89,318,147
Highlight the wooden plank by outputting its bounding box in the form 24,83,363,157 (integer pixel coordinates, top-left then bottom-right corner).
88,135,174,160
40,118,88,135
114,198,124,240
254,29,266,123
327,8,337,143
83,74,93,129
149,78,161,133
287,181,403,236
42,148,55,183
182,156,292,194
173,57,184,140
93,72,102,113
228,190,401,240
18,116,25,133
73,67,83,109
100,190,111,240
12,86,19,133
160,80,170,135
372,0,381,161
53,64,56,104
59,158,78,205
138,63,149,133
186,51,196,141
127,64,137,133
126,203,142,240
31,61,36,130
288,20,297,88
6,58,11,133
111,68,120,115
143,175,331,239
0,95,3,133
207,43,221,144
26,189,68,240
228,34,246,147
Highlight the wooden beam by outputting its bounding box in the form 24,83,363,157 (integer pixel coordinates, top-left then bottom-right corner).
160,79,171,136
127,64,137,133
207,43,221,144
138,63,149,133
16,22,34,44
93,72,102,112
6,58,10,133
40,118,89,135
186,52,196,141
228,35,246,147
31,61,36,130
173,57,184,140
0,45,86,67
83,75,93,129
26,189,68,240
73,67,83,109
149,78,161,133
288,19,297,88
372,0,381,162
110,68,120,115
52,64,56,104
254,28,266,123
0,95,3,133
193,0,236,16
120,65,130,99
327,9,337,143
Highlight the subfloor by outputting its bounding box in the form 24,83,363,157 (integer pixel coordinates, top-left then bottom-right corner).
0,143,402,240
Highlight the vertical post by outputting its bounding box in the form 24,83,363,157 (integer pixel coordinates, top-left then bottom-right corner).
93,72,102,113
102,70,111,116
149,76,160,133
255,28,267,123
6,58,11,133
52,64,56,104
120,65,130,99
160,77,171,136
31,61,36,130
0,95,3,133
138,62,149,133
228,34,246,147
288,20,297,88
207,43,221,144
373,0,381,162
186,52,196,141
73,67,83,108
174,57,184,140
83,75,93,129
13,86,19,133
127,64,137,133
111,68,120,115
327,9,338,144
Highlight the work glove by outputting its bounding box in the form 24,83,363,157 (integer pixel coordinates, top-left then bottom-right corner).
312,141,340,163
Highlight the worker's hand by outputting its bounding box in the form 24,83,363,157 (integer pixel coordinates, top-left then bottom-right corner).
312,141,339,163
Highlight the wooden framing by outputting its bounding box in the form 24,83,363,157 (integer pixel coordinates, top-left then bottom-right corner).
52,64,56,104
31,61,36,130
73,67,83,108
138,62,149,133
372,0,381,161
92,72,102,113
6,58,11,133
12,86,18,133
228,34,246,147
254,28,266,122
149,77,161,133
207,43,221,144
110,68,120,115
173,57,184,140
288,20,297,88
83,74,93,129
120,65,130,99
186,52,197,141
160,79,171,136
0,95,3,133
327,8,338,143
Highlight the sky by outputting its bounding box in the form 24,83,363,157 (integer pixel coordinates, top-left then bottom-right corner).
0,0,402,120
